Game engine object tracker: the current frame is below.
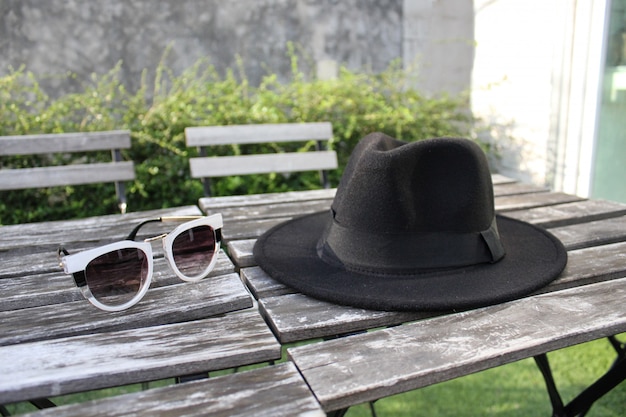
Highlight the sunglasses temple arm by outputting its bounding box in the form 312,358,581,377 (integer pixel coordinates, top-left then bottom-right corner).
126,218,163,241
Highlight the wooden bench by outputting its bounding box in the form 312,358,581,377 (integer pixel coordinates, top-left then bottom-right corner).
0,130,135,213
185,122,337,196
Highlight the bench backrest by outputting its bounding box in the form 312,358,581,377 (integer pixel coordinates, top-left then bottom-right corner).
0,130,135,213
185,122,337,196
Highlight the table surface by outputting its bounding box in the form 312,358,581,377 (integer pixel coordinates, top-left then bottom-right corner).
2,175,626,415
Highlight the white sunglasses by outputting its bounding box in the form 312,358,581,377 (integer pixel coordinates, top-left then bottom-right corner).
57,214,223,312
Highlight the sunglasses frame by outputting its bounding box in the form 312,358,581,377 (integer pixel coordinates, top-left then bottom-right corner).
58,213,223,312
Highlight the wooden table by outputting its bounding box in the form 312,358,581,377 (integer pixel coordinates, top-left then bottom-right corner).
3,176,626,416
0,206,324,416
200,175,626,415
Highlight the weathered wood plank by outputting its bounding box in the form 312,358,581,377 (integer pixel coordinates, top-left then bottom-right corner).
491,173,517,185
259,293,430,343
225,207,626,272
0,310,281,404
199,174,522,216
495,192,585,212
0,130,131,155
0,162,135,190
228,239,257,268
19,362,325,417
215,183,542,222
211,191,588,244
0,205,202,251
240,266,295,299
249,239,626,344
492,182,548,196
213,199,332,222
190,151,337,178
0,272,252,346
0,251,235,310
185,122,333,146
221,217,290,242
549,216,626,250
0,241,234,280
288,277,626,411
546,241,626,292
504,199,626,228
199,188,336,212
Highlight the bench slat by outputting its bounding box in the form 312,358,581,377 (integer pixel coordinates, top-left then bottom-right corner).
189,151,337,178
185,122,332,146
0,310,281,404
0,161,135,190
0,130,131,155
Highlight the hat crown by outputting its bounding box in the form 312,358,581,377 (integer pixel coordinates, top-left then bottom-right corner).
332,133,495,234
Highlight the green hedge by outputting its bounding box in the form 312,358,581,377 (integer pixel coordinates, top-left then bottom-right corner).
0,51,475,225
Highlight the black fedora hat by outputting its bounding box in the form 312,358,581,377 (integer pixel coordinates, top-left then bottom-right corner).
253,133,567,311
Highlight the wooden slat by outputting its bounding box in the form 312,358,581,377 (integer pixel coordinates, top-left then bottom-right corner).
549,216,626,250
0,130,131,155
491,173,517,184
220,193,594,245
0,205,202,252
240,265,295,299
0,161,135,190
260,293,430,343
229,239,258,268
495,192,585,212
0,243,233,280
221,199,332,222
199,188,336,211
189,151,337,178
222,217,289,243
185,122,333,146
547,240,626,292
492,182,548,196
0,251,235,310
215,184,549,223
505,199,626,228
20,363,325,417
288,277,626,411
0,310,281,404
243,236,626,344
0,272,252,346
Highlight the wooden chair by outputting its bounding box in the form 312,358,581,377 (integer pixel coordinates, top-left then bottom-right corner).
0,130,135,213
185,122,337,196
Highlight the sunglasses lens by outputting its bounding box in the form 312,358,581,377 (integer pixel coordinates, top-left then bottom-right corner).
172,225,216,278
85,248,149,306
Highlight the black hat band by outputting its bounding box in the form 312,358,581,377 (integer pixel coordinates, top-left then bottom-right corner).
316,212,506,275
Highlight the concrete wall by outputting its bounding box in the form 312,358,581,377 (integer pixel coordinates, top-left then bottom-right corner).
0,0,474,98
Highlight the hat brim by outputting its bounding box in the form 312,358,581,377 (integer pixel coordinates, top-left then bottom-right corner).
253,212,567,311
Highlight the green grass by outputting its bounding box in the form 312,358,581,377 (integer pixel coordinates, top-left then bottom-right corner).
5,336,625,416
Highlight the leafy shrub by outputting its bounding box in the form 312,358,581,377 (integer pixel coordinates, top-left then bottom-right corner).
0,51,474,225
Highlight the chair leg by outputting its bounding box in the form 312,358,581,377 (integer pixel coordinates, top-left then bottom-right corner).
534,354,566,417
535,336,626,417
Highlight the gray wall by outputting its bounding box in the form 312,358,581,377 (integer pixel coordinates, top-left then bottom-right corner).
0,0,473,98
